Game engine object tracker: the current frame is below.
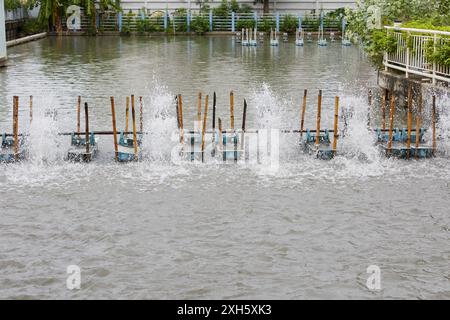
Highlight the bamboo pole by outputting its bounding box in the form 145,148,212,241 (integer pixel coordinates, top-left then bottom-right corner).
230,90,235,130
300,89,307,137
201,95,209,162
131,95,138,160
125,96,130,134
197,92,202,129
77,96,81,135
432,95,436,155
13,96,19,160
139,96,143,134
212,92,216,133
406,85,413,158
212,92,217,157
381,89,387,131
84,102,90,155
178,94,184,144
29,95,33,124
332,96,339,153
110,97,119,161
387,94,396,154
315,90,322,146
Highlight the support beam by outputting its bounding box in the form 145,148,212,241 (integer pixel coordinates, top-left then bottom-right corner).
0,0,7,67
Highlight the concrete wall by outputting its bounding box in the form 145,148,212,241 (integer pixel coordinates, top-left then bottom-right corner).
0,0,7,67
121,0,356,14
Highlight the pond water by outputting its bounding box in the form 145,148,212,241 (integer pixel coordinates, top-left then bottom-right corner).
0,36,449,299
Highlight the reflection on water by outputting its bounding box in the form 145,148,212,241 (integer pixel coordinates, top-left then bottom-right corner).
0,36,449,299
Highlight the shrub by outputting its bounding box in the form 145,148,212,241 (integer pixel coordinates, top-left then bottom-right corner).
426,39,450,68
236,19,255,30
365,30,398,67
281,14,297,33
191,15,210,34
259,16,275,32
20,19,46,35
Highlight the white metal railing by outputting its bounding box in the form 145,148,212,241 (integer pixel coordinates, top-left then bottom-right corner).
383,26,450,84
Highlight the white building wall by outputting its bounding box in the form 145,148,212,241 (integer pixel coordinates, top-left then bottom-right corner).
121,0,356,14
0,0,7,65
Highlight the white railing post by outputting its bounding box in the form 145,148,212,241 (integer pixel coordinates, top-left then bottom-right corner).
405,32,410,78
432,33,437,85
0,0,7,67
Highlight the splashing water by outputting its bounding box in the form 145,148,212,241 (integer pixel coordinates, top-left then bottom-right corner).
141,82,178,162
339,95,379,162
26,97,64,165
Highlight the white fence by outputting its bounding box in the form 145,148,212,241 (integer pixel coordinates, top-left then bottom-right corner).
384,26,450,84
1,0,7,62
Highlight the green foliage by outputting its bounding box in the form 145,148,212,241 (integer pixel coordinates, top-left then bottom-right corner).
281,14,297,33
426,40,450,68
212,0,253,17
5,0,22,10
236,19,255,30
191,15,210,34
213,0,230,18
345,0,450,69
195,0,210,14
20,19,46,35
401,20,450,32
173,8,189,32
121,10,133,35
259,16,275,32
365,30,398,67
238,4,253,14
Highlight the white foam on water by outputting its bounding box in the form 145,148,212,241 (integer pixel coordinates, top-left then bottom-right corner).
26,96,65,165
141,80,178,163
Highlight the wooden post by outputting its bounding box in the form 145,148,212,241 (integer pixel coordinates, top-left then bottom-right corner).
175,96,180,129
241,99,248,158
387,94,395,154
197,92,202,130
201,95,209,162
367,89,372,127
230,90,235,129
110,97,119,161
300,89,307,137
315,90,322,146
125,96,130,134
131,95,138,160
84,102,90,155
139,96,143,133
242,99,247,132
212,92,216,157
29,95,33,123
381,89,387,131
178,94,184,144
13,96,19,160
219,117,224,161
406,85,413,158
332,96,339,153
432,95,436,155
77,96,81,135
